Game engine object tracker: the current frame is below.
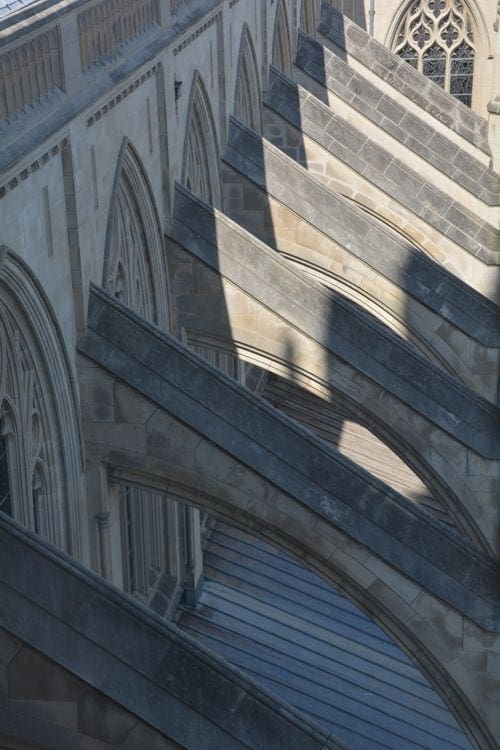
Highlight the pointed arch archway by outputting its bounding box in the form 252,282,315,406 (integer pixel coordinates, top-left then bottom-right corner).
234,25,262,133
299,0,317,36
387,0,490,110
0,246,86,561
181,71,222,208
103,139,170,331
272,0,293,76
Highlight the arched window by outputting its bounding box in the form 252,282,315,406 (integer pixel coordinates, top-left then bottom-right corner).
182,73,222,208
0,247,85,558
272,0,293,76
234,26,262,132
103,139,170,331
392,0,475,106
300,0,317,36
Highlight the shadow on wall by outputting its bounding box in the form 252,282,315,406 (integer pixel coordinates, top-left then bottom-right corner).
163,5,496,746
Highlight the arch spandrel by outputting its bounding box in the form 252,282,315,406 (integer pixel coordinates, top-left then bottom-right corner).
103,138,170,332
0,247,86,561
181,72,222,209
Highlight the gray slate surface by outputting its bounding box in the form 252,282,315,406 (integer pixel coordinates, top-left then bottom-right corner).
80,287,500,629
0,512,349,750
178,521,473,750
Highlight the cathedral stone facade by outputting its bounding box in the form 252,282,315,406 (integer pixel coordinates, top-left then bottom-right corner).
0,0,499,747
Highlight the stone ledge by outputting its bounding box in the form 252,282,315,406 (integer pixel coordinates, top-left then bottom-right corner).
318,3,490,155
266,68,499,262
224,118,500,346
295,32,500,206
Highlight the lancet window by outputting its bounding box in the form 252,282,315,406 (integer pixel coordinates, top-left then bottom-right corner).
119,484,177,599
393,0,475,106
183,75,221,208
0,315,55,542
103,142,169,331
234,28,262,133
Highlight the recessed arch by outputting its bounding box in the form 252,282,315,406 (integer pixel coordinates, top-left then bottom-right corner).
0,246,86,560
234,24,262,133
181,71,222,208
386,0,490,109
272,0,293,76
103,138,170,331
299,0,317,36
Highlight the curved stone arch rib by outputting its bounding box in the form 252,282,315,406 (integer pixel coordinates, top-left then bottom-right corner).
0,246,86,561
103,138,170,331
272,0,293,76
181,71,222,209
234,25,263,133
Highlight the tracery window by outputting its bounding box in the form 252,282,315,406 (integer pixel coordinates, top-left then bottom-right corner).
393,0,475,106
103,142,170,331
0,433,12,517
183,74,222,208
234,28,262,133
0,250,85,558
119,485,177,599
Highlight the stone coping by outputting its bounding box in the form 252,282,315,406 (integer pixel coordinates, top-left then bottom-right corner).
80,285,500,629
224,117,500,346
295,32,500,205
0,512,350,749
172,183,500,458
318,2,490,154
266,67,499,263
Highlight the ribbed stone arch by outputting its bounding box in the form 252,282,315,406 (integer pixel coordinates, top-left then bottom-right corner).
234,25,262,133
103,138,170,331
0,246,86,561
181,71,222,208
272,0,293,76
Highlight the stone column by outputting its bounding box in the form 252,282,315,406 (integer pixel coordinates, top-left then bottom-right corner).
95,512,112,580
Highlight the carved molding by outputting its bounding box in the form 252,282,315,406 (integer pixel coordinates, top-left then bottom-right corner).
77,0,160,69
0,248,85,559
0,26,64,122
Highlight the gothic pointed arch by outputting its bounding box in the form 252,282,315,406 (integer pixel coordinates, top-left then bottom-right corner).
234,25,262,133
182,72,222,208
299,0,317,36
272,0,293,76
0,246,86,560
388,0,484,108
103,139,170,331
